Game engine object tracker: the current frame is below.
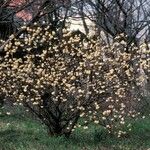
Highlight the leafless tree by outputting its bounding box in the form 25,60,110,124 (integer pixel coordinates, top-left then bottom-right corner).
0,0,75,50
76,0,150,46
1,0,150,49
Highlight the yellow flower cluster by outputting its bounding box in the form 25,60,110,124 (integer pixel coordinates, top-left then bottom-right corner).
0,27,149,137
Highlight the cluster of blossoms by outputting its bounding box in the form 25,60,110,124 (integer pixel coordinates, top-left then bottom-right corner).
0,26,149,137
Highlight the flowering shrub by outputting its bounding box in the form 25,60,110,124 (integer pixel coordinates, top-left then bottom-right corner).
0,26,149,137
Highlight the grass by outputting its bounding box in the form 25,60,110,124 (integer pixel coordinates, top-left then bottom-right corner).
0,108,150,150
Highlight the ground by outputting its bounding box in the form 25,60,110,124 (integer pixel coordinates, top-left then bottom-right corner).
0,108,150,150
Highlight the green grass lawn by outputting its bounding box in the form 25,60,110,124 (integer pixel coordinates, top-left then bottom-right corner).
0,109,150,150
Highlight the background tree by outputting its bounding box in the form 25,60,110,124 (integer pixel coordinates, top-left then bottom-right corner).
76,0,150,46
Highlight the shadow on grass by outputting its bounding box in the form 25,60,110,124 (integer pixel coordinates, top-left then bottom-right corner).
0,129,39,143
0,128,109,150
